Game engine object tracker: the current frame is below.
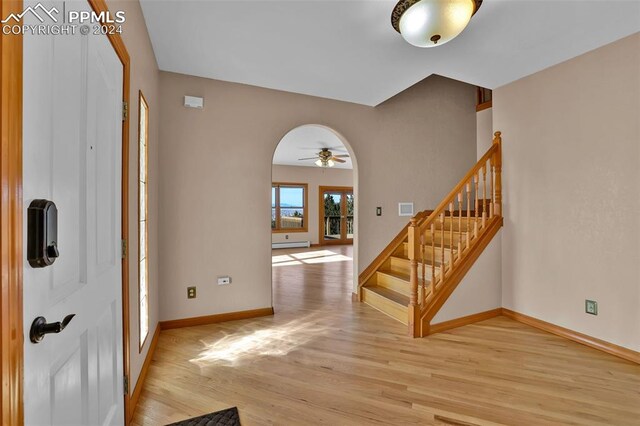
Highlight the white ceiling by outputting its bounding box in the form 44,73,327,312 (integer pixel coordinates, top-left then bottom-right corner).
272,126,353,169
140,1,640,106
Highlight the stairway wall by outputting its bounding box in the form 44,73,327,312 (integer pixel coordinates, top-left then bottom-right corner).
432,230,502,324
494,33,640,352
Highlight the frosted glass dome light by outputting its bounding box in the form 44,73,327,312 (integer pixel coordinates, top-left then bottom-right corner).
391,0,482,48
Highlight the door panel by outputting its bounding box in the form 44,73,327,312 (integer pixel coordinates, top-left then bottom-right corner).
345,193,354,241
23,1,125,425
323,192,343,241
319,187,354,245
50,28,86,297
97,302,118,424
50,339,88,425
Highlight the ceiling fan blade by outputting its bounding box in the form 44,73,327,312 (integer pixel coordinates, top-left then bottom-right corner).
333,154,350,158
298,157,319,161
331,157,346,163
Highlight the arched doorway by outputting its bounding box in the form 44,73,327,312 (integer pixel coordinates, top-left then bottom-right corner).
270,125,359,312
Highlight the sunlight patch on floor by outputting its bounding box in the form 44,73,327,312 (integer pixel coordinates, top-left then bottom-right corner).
302,254,352,264
272,249,352,267
289,250,336,259
190,315,331,367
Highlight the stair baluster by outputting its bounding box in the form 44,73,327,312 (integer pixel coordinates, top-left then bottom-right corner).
420,233,426,305
474,174,479,238
457,192,463,259
493,131,502,216
440,212,446,281
408,217,420,336
466,183,471,249
482,165,487,229
430,223,436,297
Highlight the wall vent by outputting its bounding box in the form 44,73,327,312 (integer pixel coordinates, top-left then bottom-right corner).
398,202,414,217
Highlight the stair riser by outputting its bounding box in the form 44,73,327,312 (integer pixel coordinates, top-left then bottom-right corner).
435,220,485,232
376,273,430,299
419,231,468,246
389,257,442,276
362,288,408,325
402,246,454,262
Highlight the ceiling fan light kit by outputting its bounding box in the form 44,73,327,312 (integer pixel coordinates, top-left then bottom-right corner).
299,148,349,168
391,0,483,48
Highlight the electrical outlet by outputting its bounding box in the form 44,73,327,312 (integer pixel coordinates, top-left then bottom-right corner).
585,299,597,315
217,276,231,285
285,235,289,240
187,286,196,299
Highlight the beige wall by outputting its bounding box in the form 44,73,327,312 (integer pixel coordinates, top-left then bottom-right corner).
476,108,493,160
158,72,477,321
433,230,502,324
107,0,160,389
494,33,640,351
272,165,353,245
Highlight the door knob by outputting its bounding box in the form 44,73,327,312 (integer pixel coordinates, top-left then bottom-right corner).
29,314,75,344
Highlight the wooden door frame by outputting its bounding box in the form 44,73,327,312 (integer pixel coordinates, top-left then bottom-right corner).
318,186,354,246
0,0,133,423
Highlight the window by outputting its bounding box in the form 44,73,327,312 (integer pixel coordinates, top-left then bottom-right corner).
138,92,150,350
272,183,308,232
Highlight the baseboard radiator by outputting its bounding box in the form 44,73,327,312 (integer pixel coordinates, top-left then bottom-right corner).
272,241,311,249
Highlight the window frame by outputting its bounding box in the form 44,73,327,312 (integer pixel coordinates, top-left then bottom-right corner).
137,91,150,352
272,182,308,233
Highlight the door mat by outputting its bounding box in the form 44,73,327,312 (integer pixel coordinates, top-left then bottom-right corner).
166,407,240,426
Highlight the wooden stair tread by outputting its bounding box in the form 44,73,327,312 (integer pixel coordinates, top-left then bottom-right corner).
363,286,409,306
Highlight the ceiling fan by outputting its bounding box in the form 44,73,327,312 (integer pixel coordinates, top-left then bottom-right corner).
298,148,349,167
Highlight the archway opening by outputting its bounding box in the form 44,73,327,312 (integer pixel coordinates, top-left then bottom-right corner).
270,125,359,313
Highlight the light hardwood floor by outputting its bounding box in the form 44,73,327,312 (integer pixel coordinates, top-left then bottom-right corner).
132,245,640,425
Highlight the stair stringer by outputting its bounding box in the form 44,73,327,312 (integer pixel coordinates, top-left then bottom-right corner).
417,217,503,337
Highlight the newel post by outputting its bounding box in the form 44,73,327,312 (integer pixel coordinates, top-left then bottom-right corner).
407,217,420,337
492,131,502,217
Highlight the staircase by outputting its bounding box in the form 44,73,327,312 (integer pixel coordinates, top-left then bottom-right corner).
358,132,504,337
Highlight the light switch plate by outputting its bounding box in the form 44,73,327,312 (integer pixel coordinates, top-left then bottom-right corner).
585,299,597,315
218,276,231,285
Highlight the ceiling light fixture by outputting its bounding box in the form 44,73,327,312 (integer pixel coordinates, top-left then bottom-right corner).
391,0,482,48
315,158,335,168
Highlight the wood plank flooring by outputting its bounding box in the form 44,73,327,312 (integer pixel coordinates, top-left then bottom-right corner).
132,245,640,425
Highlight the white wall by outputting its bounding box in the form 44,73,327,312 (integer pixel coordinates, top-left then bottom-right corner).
494,33,640,352
271,165,353,245
432,230,503,324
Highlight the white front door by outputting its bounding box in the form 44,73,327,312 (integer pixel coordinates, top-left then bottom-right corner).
22,1,125,425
